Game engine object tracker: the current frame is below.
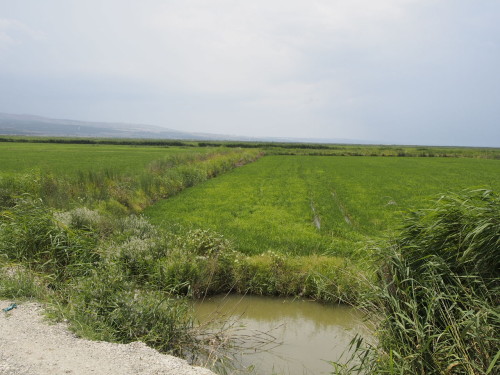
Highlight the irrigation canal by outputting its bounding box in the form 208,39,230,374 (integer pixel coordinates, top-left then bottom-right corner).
194,295,371,375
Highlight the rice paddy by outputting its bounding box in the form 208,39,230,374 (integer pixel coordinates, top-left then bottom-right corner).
0,142,206,175
146,155,500,256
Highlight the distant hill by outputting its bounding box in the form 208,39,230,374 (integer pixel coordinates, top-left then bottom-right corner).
0,112,368,144
0,113,214,140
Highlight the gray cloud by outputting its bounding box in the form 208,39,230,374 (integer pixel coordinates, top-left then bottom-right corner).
0,0,499,145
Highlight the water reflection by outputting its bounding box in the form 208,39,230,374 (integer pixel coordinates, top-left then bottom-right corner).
194,295,369,375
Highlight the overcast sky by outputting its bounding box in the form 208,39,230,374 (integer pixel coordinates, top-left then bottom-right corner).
1,1,499,146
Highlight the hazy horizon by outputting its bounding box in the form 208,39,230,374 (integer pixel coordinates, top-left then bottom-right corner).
1,1,499,147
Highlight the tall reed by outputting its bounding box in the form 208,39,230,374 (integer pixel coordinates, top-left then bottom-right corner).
335,189,499,374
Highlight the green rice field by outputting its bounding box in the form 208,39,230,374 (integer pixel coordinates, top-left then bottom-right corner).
0,142,206,176
146,155,500,256
0,141,260,213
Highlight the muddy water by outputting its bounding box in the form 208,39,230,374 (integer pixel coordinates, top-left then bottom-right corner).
194,295,369,375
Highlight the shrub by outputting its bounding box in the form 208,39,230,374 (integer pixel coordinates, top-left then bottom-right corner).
62,268,195,356
0,198,100,280
150,229,236,296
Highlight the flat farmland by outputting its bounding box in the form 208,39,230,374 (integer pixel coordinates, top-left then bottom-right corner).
0,142,205,176
0,141,259,212
146,155,500,256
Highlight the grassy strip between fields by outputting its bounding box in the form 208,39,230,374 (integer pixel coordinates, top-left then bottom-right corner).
0,147,261,212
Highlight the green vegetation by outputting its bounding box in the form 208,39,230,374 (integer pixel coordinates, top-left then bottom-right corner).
0,143,260,211
2,135,500,158
0,198,197,355
0,142,204,175
146,155,500,256
1,138,499,373
0,141,262,359
336,190,499,375
0,197,359,363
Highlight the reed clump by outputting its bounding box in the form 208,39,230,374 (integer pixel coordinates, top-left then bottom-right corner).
336,189,499,375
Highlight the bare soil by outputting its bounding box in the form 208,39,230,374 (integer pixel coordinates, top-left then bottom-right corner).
0,300,215,375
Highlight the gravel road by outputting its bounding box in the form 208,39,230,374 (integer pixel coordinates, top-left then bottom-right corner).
0,300,215,375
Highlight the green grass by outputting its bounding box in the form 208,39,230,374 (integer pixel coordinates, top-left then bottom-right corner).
146,155,500,256
0,142,206,176
0,142,261,212
3,135,500,159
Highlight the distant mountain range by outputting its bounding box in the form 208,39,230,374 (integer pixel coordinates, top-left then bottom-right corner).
0,112,368,144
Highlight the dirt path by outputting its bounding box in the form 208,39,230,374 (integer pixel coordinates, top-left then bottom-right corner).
0,300,215,375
